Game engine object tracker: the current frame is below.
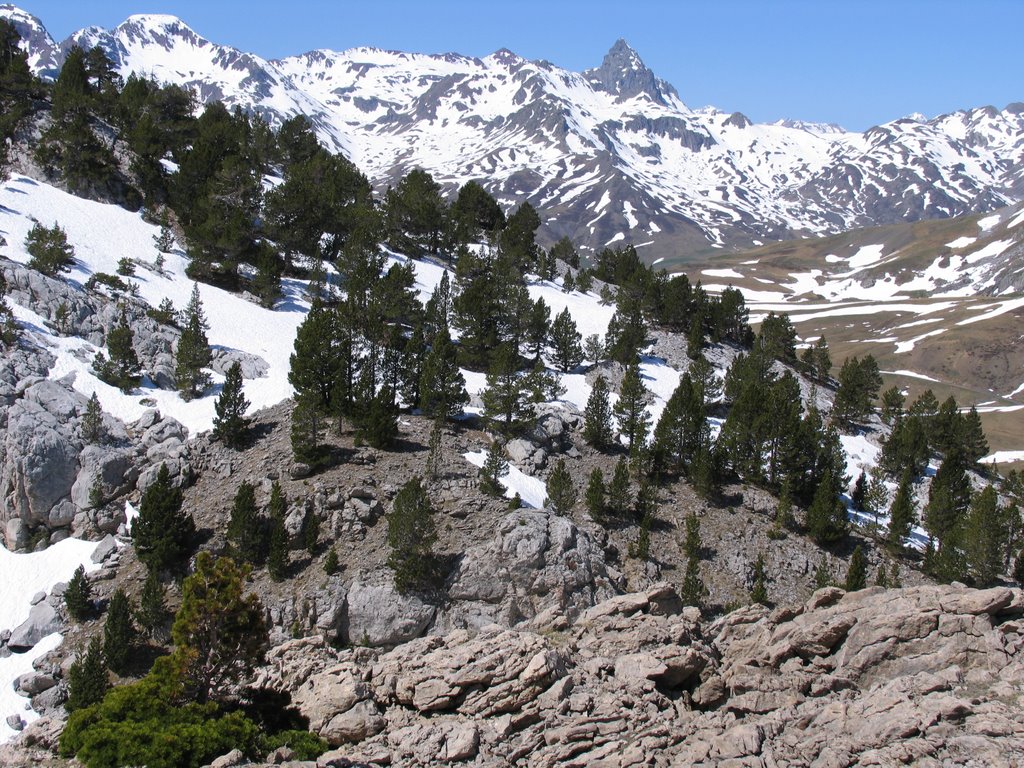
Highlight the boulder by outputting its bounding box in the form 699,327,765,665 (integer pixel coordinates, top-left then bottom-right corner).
341,573,435,647
8,601,61,650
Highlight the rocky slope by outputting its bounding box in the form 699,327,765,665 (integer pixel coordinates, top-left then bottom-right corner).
3,6,1024,259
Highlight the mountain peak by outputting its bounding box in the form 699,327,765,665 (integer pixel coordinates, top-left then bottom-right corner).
584,38,679,106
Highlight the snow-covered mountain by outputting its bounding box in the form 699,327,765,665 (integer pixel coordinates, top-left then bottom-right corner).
3,5,1024,261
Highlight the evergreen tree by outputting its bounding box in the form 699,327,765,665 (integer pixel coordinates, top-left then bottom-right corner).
154,217,174,254
81,392,104,444
880,386,905,425
479,438,509,497
630,510,652,560
212,361,250,448
692,446,721,501
300,507,320,556
526,297,550,362
689,352,723,407
772,478,796,534
267,482,289,581
964,485,1006,587
94,308,141,392
387,477,438,593
324,547,340,575
583,375,615,450
813,556,833,589
584,467,607,522
865,474,889,529
426,417,444,479
680,513,708,608
481,342,531,435
356,386,399,449
136,569,167,639
924,452,971,547
227,482,261,565
844,545,867,591
584,334,605,364
64,565,92,621
103,588,137,676
750,553,769,605
25,222,75,277
832,355,883,426
887,471,916,551
607,457,632,516
851,471,868,512
66,637,108,713
549,307,583,372
175,284,212,400
544,459,577,515
133,463,195,572
288,301,341,412
290,390,324,467
171,552,268,704
419,324,469,419
959,406,989,466
614,363,651,452
806,470,848,545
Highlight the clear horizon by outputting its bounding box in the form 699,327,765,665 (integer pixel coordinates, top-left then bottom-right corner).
11,0,1024,132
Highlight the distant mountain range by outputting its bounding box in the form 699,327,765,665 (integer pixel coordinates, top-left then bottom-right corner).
3,4,1023,260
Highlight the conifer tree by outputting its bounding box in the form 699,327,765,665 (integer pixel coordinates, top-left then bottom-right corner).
813,556,833,589
585,467,607,522
964,485,1006,587
614,363,651,453
356,386,399,449
584,334,605,364
680,513,707,608
426,417,444,479
267,482,289,581
301,507,320,556
154,214,174,254
25,222,75,276
750,553,769,605
212,361,250,449
887,471,916,551
526,297,550,362
103,588,137,675
959,406,989,466
851,471,868,512
806,470,848,544
845,545,867,591
880,386,905,425
133,463,194,572
95,308,141,392
136,568,167,639
544,459,577,515
479,438,509,497
630,510,652,560
80,392,104,444
419,324,469,420
607,457,632,516
924,452,971,547
773,477,795,532
324,548,340,575
481,342,530,435
549,307,583,372
227,481,261,565
583,375,614,450
175,283,212,400
66,637,108,713
290,390,324,467
64,565,92,621
387,477,437,593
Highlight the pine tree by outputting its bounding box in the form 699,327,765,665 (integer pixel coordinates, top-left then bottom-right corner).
426,417,444,479
629,510,652,560
80,392,104,444
324,548,339,575
300,507,320,556
25,222,75,276
583,375,614,450
387,477,438,593
154,215,174,253
549,307,583,372
851,471,868,512
419,324,469,419
65,637,108,713
887,471,916,551
481,342,530,435
526,297,550,362
750,553,769,605
95,308,141,392
133,463,195,572
584,467,607,522
479,438,508,497
545,458,577,515
773,478,795,532
845,545,867,591
584,334,605,364
175,283,212,400
880,386,905,424
64,565,92,621
266,481,289,581
680,514,707,608
964,485,1006,587
136,568,167,639
806,470,848,545
607,457,632,516
227,481,261,565
813,556,833,589
613,363,651,453
290,390,324,467
103,588,137,676
212,361,250,449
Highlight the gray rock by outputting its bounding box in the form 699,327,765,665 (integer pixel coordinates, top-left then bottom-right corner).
16,671,56,695
29,591,45,606
342,573,435,647
8,601,61,650
209,748,246,768
90,534,118,563
5,714,24,732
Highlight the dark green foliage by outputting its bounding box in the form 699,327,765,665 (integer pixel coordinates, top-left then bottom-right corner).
25,222,75,276
147,297,176,326
813,556,833,589
136,569,167,639
176,284,212,400
213,362,251,449
355,386,399,449
844,545,867,591
924,452,971,545
66,637,108,713
300,508,320,556
116,258,135,277
959,406,989,466
65,565,92,621
653,372,708,476
481,343,531,435
756,312,797,363
851,471,868,512
680,514,707,608
81,392,104,443
806,470,848,545
544,459,577,515
449,180,504,246
964,485,1006,587
290,391,325,467
133,464,194,572
604,303,647,365
880,414,930,477
750,553,769,605
887,471,916,551
629,510,652,561
800,336,832,381
227,482,262,565
266,481,288,581
0,20,40,168
607,457,632,516
499,202,541,269
419,324,469,419
832,355,882,426
480,438,509,497
583,375,614,450
549,307,583,372
387,477,438,594
172,552,269,704
526,297,550,361
614,363,651,453
384,168,447,256
289,302,339,412
259,730,329,762
323,548,339,576
585,468,607,522
426,417,444,479
103,589,137,676
880,386,905,424
94,309,141,392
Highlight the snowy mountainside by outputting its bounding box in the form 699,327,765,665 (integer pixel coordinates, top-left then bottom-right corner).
4,6,1024,260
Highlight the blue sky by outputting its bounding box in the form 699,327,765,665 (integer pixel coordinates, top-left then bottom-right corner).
17,0,1024,131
